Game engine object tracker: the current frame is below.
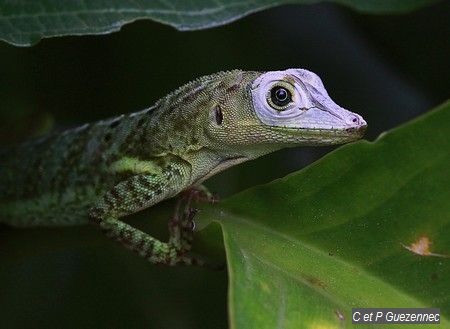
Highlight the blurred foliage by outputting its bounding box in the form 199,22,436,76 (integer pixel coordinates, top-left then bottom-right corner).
0,202,228,329
0,0,442,46
0,1,449,329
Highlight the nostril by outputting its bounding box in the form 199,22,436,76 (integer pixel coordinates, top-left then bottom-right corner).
348,115,360,126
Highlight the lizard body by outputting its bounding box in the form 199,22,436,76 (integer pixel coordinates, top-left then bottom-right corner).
0,69,366,266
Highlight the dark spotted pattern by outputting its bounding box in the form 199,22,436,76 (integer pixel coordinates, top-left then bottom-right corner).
0,70,259,267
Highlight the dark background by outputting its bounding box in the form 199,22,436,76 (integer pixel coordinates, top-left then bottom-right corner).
0,2,449,328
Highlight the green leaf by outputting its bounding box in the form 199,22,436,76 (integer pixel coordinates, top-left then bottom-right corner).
0,0,441,47
200,101,450,328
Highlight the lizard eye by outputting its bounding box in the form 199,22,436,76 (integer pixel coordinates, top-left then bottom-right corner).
267,84,293,111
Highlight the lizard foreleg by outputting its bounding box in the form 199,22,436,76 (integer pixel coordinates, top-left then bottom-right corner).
88,164,197,266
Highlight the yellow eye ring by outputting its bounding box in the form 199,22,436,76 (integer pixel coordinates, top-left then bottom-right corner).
266,82,295,111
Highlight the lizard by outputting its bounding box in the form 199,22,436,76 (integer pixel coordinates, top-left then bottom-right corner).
0,69,367,267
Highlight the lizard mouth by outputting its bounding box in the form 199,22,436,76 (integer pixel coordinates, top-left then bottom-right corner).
276,124,366,135
343,124,368,137
270,123,367,145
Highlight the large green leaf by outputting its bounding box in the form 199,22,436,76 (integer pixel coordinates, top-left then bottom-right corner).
0,0,441,47
199,101,450,328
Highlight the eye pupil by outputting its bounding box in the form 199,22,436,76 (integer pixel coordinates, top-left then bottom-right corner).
270,86,292,108
276,88,287,101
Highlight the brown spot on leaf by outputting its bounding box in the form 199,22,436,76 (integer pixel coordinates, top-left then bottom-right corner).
305,275,327,289
402,236,449,258
334,309,345,321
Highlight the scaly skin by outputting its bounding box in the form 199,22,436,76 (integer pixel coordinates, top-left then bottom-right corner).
0,69,367,266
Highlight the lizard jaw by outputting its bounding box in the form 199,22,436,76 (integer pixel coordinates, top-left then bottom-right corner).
269,123,367,145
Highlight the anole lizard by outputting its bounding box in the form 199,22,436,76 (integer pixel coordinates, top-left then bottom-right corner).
0,69,367,266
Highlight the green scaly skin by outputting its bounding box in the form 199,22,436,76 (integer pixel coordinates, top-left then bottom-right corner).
0,69,367,266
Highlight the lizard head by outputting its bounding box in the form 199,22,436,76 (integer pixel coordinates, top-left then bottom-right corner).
200,69,366,156
247,68,367,146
